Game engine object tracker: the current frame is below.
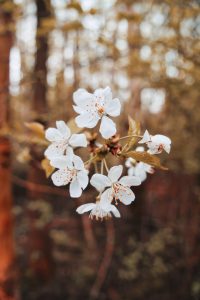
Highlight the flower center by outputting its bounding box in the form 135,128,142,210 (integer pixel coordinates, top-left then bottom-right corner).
95,102,105,117
89,204,111,220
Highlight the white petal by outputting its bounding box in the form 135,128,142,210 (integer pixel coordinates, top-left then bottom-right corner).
103,86,112,102
164,143,171,154
44,143,65,159
99,116,116,139
110,204,121,218
115,186,135,205
77,170,89,189
51,169,71,186
139,130,151,144
50,155,72,169
73,155,84,170
73,105,84,114
136,146,145,152
73,89,94,107
108,165,123,183
56,121,71,138
70,179,82,198
105,98,121,117
76,203,96,214
127,167,135,176
45,128,62,142
69,133,87,148
75,112,99,129
100,188,113,207
90,174,111,192
119,176,141,187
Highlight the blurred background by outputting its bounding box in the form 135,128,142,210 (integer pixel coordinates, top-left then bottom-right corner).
0,0,200,299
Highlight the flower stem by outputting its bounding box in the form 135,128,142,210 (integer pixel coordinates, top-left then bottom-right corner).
103,159,109,173
119,134,142,141
101,161,104,174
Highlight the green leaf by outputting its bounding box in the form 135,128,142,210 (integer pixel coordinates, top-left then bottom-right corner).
123,151,168,170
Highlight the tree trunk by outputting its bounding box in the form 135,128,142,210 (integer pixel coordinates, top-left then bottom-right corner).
0,5,17,300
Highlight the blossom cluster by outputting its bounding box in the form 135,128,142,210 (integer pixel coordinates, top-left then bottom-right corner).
44,87,171,220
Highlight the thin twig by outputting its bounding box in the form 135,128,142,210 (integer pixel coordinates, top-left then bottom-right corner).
119,134,142,141
103,159,109,173
101,160,104,174
89,220,115,299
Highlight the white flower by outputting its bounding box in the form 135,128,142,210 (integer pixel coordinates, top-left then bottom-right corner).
139,130,171,154
50,155,89,198
90,165,141,205
76,194,120,220
73,87,121,139
45,120,87,160
125,158,154,182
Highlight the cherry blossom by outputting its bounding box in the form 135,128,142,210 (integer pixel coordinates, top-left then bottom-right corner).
139,130,171,154
50,154,89,198
73,87,121,139
76,194,120,220
125,158,154,182
90,165,141,205
45,120,87,160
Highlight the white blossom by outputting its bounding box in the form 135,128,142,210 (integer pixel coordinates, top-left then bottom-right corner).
125,146,154,182
125,158,154,182
45,120,87,160
76,194,120,220
50,155,89,198
90,165,141,205
139,130,171,154
73,87,121,139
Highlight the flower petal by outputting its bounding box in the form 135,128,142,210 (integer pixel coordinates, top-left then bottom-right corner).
76,203,96,214
115,186,135,205
110,204,121,218
108,165,123,183
51,169,71,186
73,89,94,107
69,133,87,148
77,170,89,189
75,112,99,129
73,105,84,114
139,130,151,144
105,98,121,117
119,176,141,187
70,179,82,198
44,143,65,159
50,155,73,169
90,174,111,192
99,116,116,139
73,155,85,170
45,128,62,142
100,188,113,207
56,121,71,138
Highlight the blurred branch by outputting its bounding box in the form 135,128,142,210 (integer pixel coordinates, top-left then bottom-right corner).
90,219,115,299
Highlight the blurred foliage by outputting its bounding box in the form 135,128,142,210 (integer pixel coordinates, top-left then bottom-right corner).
0,0,200,299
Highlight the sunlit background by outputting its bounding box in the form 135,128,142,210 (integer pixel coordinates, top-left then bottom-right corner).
0,0,200,299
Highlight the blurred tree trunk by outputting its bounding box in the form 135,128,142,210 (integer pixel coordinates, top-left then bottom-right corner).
33,0,50,114
27,0,54,281
0,4,17,300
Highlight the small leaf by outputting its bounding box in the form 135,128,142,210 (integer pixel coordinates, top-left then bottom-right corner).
122,116,140,152
123,151,168,170
25,122,45,139
41,158,55,178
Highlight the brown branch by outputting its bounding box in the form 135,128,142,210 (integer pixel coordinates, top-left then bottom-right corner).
90,219,115,299
12,175,67,197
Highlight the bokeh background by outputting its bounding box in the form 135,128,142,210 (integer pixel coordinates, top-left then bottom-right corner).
0,0,200,299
